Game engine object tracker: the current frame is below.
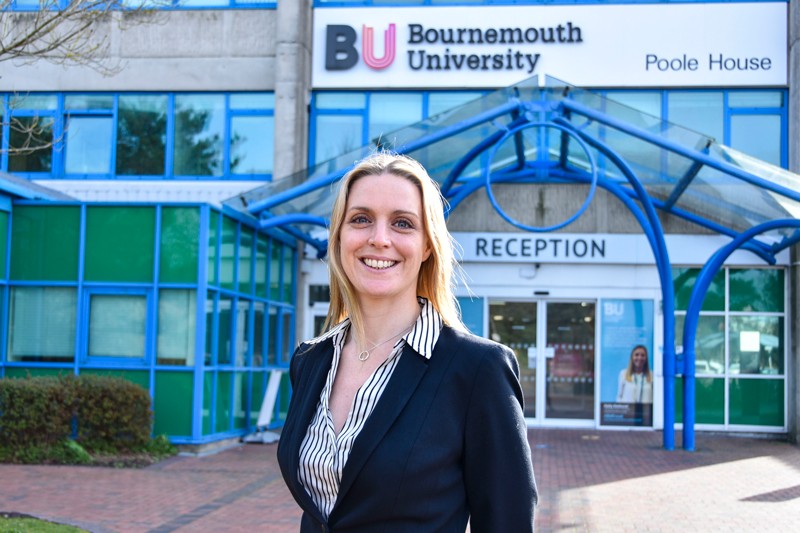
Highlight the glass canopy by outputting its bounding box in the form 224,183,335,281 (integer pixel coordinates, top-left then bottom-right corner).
225,76,800,260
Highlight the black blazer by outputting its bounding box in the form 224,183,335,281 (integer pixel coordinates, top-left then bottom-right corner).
277,326,537,533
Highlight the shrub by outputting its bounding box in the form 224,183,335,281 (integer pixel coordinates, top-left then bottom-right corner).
0,374,155,460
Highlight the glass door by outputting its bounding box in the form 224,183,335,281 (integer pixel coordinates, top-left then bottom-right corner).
489,300,596,424
489,301,537,418
545,302,596,420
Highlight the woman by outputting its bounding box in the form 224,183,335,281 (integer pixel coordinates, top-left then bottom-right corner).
616,344,653,404
277,153,537,532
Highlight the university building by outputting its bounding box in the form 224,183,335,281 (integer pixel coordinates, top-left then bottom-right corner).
0,0,797,449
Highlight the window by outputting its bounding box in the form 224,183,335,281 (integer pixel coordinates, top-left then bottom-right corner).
8,287,77,362
157,289,197,366
1,92,275,180
673,267,786,428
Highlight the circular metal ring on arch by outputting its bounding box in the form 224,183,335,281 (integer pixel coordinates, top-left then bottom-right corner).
483,121,599,233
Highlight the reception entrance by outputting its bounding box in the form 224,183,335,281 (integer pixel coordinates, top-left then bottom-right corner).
489,300,596,424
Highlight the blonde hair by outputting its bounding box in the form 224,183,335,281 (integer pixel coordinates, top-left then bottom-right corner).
324,152,465,341
625,344,652,382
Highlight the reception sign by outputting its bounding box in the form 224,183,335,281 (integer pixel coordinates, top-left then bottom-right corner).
313,2,786,88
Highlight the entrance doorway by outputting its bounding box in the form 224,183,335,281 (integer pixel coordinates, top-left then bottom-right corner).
489,300,596,424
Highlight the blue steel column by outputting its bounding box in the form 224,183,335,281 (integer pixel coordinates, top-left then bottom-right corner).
555,117,677,449
682,219,800,451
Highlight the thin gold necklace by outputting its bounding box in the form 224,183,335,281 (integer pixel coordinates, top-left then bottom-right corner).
357,325,414,362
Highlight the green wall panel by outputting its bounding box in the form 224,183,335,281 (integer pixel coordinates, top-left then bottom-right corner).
85,206,155,282
4,367,66,379
203,372,213,436
674,377,725,425
160,207,199,284
11,206,80,281
730,378,784,426
0,211,8,279
250,372,266,426
80,369,149,391
729,268,784,313
234,372,247,430
220,216,236,292
208,210,219,286
154,371,194,437
215,372,232,433
673,268,724,312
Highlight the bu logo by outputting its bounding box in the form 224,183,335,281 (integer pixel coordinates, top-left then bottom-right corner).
325,24,396,71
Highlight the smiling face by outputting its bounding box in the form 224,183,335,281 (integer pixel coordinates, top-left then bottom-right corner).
339,173,431,308
631,347,648,372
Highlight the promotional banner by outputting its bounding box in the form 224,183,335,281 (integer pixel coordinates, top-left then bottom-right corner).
600,299,654,427
312,3,786,88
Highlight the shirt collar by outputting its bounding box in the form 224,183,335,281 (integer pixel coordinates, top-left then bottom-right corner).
305,297,442,360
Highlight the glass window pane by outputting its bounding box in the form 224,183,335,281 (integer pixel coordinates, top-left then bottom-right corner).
730,115,781,166
181,0,228,5
9,116,53,172
0,212,7,279
218,295,233,365
253,302,265,367
255,235,269,297
65,116,113,174
281,310,293,365
208,210,219,286
160,206,200,284
8,287,76,362
238,228,254,294
216,371,232,433
230,93,275,109
675,314,725,375
729,378,784,426
316,92,366,109
235,300,250,366
672,267,725,312
9,94,56,110
205,291,216,365
85,206,155,282
282,246,293,303
606,91,661,120
64,95,113,110
728,91,783,108
269,243,281,301
729,316,783,375
695,377,725,424
89,294,147,358
11,206,80,281
729,268,784,313
157,289,197,366
231,115,273,175
267,305,278,365
117,95,167,175
220,216,237,291
315,114,363,163
667,92,723,141
368,93,423,142
174,94,224,176
427,92,483,117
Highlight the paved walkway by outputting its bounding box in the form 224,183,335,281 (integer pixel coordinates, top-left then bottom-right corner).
1,429,799,532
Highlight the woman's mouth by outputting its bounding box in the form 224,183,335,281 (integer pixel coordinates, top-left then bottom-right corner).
363,258,397,269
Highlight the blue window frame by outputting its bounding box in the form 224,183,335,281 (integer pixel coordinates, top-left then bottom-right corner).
0,92,276,180
82,287,153,366
310,88,789,170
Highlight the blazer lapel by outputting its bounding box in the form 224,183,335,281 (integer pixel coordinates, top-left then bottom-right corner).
333,344,429,509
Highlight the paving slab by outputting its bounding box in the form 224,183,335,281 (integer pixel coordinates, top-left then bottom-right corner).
1,429,798,532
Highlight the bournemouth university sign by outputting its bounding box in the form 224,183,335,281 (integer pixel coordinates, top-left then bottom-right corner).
312,2,786,88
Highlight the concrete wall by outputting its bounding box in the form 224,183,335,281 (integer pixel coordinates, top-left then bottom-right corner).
0,10,278,92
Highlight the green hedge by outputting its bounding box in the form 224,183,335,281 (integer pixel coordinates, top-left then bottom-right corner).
0,374,153,455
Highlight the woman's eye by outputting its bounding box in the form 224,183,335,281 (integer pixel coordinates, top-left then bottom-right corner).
350,214,370,224
394,219,413,229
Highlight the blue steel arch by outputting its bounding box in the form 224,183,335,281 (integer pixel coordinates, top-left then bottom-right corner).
232,80,800,450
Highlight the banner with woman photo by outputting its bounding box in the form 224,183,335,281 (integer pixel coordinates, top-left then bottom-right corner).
600,299,654,427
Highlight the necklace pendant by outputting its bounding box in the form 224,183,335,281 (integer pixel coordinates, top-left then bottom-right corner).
358,350,370,362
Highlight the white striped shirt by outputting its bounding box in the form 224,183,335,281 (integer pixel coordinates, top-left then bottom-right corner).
297,298,442,519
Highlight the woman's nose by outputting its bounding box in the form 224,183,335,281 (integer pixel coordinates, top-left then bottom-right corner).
368,223,391,246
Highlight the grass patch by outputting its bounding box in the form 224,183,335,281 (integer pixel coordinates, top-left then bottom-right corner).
0,513,88,532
